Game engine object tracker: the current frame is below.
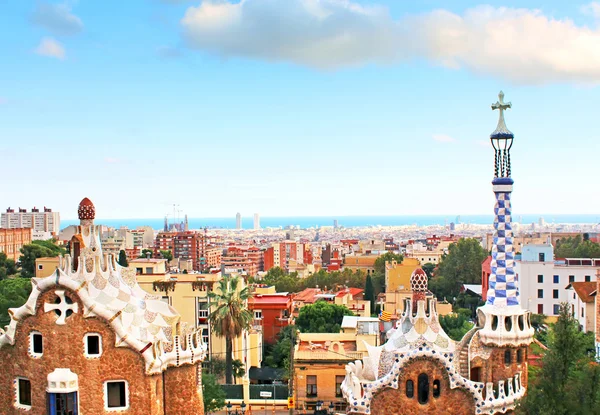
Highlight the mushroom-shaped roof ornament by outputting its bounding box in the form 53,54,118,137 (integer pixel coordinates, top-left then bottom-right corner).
410,268,428,292
78,197,95,221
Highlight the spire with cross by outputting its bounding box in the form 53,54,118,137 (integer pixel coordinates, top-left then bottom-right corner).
490,91,515,178
491,91,513,138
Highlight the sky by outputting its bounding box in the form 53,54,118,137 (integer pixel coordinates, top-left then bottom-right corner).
1,0,600,220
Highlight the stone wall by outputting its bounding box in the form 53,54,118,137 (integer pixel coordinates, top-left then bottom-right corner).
0,288,163,415
164,364,204,414
370,358,475,415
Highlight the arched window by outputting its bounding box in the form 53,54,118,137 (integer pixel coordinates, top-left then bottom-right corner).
433,379,441,398
406,380,414,398
418,374,429,404
516,348,523,363
504,350,512,365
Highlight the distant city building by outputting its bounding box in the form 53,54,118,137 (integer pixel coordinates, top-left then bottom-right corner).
0,228,32,262
236,212,242,229
154,231,221,272
222,246,263,276
263,241,310,271
333,219,338,229
1,206,60,235
253,213,260,230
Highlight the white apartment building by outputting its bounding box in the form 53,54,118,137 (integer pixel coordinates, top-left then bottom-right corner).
1,207,60,234
517,244,600,317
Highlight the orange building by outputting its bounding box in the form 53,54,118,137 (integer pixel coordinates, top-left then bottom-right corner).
0,228,32,262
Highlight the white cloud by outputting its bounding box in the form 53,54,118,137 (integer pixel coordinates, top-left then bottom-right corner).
35,37,66,59
581,2,600,19
31,2,83,36
181,0,600,84
433,134,457,143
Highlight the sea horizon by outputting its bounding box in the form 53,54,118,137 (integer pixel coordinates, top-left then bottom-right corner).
60,214,600,231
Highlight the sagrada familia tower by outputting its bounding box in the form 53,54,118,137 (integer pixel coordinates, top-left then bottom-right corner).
340,92,534,415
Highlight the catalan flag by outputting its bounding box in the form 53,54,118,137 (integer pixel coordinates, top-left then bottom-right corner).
379,310,392,322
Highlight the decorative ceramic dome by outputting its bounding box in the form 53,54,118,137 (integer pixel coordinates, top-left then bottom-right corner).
410,268,428,292
78,197,95,220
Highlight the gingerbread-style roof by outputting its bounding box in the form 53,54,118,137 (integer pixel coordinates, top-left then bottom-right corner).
78,197,95,220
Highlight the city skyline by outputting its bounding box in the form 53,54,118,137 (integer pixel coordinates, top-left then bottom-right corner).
2,1,600,218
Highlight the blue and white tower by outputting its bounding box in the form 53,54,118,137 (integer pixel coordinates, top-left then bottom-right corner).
477,91,534,346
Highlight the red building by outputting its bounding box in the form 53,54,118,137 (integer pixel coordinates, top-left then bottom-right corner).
481,256,492,301
248,292,293,344
263,241,311,272
222,246,263,276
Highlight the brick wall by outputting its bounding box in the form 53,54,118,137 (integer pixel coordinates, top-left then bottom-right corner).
370,358,475,415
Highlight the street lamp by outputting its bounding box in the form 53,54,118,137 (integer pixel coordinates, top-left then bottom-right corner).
227,401,233,415
316,401,322,412
329,402,334,414
241,402,247,415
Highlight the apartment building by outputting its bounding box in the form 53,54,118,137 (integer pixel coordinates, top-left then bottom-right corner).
1,206,60,235
0,228,32,262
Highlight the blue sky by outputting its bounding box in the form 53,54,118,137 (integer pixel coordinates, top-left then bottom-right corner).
1,0,599,219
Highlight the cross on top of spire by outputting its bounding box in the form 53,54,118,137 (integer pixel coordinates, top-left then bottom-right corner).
491,91,513,138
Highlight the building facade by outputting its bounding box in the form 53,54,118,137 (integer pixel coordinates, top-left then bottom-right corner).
248,288,293,344
0,228,32,262
0,198,206,414
1,207,60,235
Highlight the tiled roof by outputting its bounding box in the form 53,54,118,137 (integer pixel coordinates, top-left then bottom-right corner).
335,287,364,298
567,281,597,303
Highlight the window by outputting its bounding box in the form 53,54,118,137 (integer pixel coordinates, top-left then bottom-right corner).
581,307,584,318
585,275,591,282
16,378,32,407
433,379,441,398
254,310,263,320
537,289,543,298
201,328,209,345
418,374,429,404
406,380,414,398
306,376,317,397
553,290,559,299
504,350,512,365
85,333,102,357
30,332,43,356
553,275,559,284
38,264,44,270
537,274,543,283
569,275,575,283
517,349,523,363
105,381,128,410
553,304,560,315
335,375,345,397
539,253,545,262
145,267,153,274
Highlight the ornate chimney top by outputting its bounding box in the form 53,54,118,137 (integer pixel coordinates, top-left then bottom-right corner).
78,198,95,221
410,268,428,292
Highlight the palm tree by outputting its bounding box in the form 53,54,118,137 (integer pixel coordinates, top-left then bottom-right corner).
208,275,253,384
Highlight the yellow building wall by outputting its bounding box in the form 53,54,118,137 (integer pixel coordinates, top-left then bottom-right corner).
385,258,420,292
34,257,60,278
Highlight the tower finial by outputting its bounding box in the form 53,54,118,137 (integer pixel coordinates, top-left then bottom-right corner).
490,91,514,178
491,91,513,138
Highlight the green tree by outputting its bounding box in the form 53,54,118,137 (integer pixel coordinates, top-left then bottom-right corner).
160,250,173,262
208,275,253,384
117,250,128,267
364,275,375,309
202,373,226,413
518,303,600,415
422,262,436,279
555,235,600,259
139,248,153,258
0,252,18,280
296,301,353,333
0,278,32,327
429,238,487,302
19,244,55,278
264,325,295,370
31,239,67,256
438,308,474,341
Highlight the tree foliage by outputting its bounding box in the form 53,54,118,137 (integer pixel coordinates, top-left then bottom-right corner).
0,278,32,327
518,303,600,415
19,244,55,278
296,301,354,333
139,248,153,258
373,252,403,275
429,238,487,302
208,275,253,384
422,262,436,279
117,250,128,267
364,275,375,308
160,250,173,262
32,239,66,256
254,267,368,294
0,252,18,280
555,235,600,259
202,373,226,413
264,325,295,371
438,308,474,341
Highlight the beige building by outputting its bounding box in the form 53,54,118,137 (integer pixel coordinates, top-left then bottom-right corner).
129,258,167,275
293,317,378,411
34,257,60,278
135,271,263,375
334,287,371,317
